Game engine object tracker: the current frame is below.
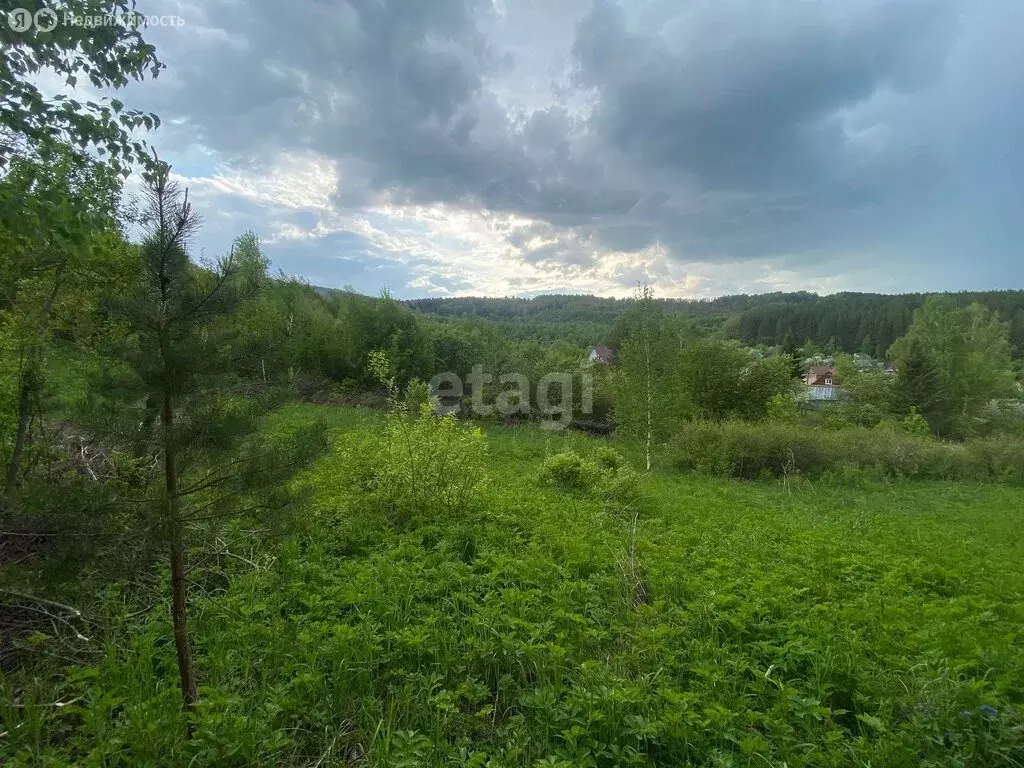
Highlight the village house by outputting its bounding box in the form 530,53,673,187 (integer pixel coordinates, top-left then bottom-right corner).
588,346,615,364
805,365,842,401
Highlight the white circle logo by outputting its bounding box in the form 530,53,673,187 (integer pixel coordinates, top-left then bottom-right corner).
6,7,33,31
34,7,58,32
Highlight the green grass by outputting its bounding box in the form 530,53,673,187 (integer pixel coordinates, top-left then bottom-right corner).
3,404,1023,766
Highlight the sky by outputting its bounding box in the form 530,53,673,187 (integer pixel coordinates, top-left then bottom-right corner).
105,0,1024,299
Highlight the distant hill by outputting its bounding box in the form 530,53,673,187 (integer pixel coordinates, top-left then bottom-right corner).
730,291,1024,357
404,292,818,323
401,291,1024,357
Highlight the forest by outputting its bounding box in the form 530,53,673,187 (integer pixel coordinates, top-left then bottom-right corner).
406,290,1024,359
3,7,1024,767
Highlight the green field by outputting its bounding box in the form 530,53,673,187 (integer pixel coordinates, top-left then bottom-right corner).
3,404,1024,766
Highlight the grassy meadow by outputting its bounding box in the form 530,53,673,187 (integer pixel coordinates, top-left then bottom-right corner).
2,403,1024,766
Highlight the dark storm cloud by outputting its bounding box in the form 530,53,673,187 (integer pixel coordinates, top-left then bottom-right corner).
142,0,495,169
572,0,954,190
561,0,968,260
133,0,1024,292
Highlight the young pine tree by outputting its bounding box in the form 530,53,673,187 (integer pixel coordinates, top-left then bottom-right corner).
105,165,326,721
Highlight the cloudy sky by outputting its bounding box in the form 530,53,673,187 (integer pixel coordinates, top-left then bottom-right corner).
115,0,1021,298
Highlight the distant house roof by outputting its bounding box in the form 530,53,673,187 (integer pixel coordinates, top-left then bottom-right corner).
805,365,839,387
590,346,615,363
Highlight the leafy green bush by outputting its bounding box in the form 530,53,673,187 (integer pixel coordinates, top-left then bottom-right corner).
668,421,1024,484
538,450,598,493
594,445,626,471
599,463,641,504
670,421,826,479
539,448,640,503
901,407,933,437
961,438,1024,484
344,405,487,526
402,378,430,414
765,392,799,423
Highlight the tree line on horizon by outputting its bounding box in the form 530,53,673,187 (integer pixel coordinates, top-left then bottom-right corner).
402,290,1024,359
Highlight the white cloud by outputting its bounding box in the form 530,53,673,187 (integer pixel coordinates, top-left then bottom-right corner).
174,151,339,213
165,149,909,298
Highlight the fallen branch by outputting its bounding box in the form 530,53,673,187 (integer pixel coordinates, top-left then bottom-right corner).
2,590,82,618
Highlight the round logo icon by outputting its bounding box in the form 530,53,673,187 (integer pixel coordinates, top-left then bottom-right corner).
6,7,33,32
34,7,58,32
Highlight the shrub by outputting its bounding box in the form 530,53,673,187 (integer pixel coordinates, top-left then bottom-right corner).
403,378,430,414
820,407,856,431
667,421,1024,484
962,438,1024,484
843,428,952,480
539,448,641,503
594,445,626,471
901,408,933,437
599,463,641,504
765,393,799,424
539,451,599,493
670,421,828,479
344,405,487,526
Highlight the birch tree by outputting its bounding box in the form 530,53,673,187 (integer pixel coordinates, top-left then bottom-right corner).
613,284,683,471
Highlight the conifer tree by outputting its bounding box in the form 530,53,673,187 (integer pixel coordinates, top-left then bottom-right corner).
893,337,948,436
781,332,803,379
104,164,326,722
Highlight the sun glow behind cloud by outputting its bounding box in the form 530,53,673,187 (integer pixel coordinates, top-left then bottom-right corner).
166,149,887,299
